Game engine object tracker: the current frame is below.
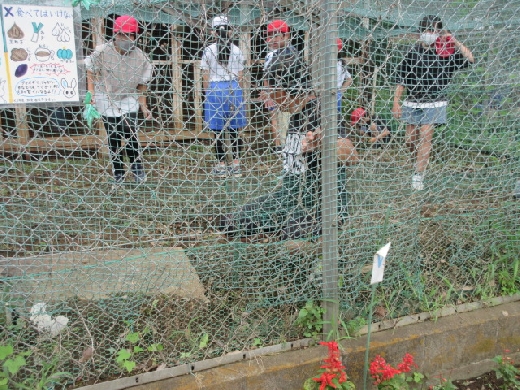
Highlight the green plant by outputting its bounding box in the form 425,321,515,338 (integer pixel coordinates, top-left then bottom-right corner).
252,338,263,348
428,376,457,390
115,331,164,373
340,316,366,338
294,300,326,338
0,344,29,390
493,352,520,390
0,344,71,390
17,358,72,390
498,259,520,296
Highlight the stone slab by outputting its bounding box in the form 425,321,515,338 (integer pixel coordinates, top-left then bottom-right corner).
0,247,207,304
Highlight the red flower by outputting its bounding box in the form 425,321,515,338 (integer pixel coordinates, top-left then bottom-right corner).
397,353,416,373
312,341,350,389
313,371,337,390
369,355,401,384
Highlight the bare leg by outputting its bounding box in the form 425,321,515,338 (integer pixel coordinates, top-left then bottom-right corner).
337,137,359,165
416,124,435,173
270,110,279,147
405,124,420,158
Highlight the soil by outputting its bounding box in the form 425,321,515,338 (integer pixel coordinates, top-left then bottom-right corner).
450,369,518,389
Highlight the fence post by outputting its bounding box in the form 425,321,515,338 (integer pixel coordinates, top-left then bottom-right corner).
319,0,339,339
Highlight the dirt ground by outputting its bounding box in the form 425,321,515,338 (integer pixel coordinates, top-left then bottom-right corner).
450,368,519,389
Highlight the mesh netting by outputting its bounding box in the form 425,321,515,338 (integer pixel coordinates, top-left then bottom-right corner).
0,0,519,387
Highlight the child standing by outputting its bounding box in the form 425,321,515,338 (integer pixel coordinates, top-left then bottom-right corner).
201,15,247,177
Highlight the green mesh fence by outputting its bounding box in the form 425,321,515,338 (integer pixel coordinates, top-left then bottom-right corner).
0,0,519,388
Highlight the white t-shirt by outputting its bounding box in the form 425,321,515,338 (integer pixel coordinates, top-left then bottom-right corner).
337,60,352,89
200,43,244,82
85,42,153,117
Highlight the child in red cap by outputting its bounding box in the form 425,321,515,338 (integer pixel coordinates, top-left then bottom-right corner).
350,107,391,147
85,15,153,184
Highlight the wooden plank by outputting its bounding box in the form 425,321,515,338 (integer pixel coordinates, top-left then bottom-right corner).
0,131,214,153
193,61,203,135
91,18,109,156
171,27,184,133
240,31,252,132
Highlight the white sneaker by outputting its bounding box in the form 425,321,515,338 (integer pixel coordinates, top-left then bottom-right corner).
514,180,520,199
412,173,424,191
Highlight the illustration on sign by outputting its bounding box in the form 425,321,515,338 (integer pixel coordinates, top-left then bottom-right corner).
0,4,79,104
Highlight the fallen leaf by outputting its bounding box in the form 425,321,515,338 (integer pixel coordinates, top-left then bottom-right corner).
156,363,167,371
78,347,94,363
374,306,387,318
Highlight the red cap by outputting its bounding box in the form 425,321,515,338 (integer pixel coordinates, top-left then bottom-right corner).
114,15,139,34
351,107,366,125
435,35,455,57
267,20,290,34
337,38,343,51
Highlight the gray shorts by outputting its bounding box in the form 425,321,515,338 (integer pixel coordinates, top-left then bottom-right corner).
402,104,447,125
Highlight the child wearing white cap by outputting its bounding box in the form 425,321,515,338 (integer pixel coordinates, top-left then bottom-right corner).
201,15,247,177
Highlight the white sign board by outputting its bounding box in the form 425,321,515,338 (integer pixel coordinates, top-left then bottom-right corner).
370,242,391,285
0,4,79,104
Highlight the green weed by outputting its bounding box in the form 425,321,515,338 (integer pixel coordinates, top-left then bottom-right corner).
294,300,325,339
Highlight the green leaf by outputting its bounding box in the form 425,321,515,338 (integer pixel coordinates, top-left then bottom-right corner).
126,332,140,344
0,346,13,360
147,343,164,352
123,360,136,373
133,346,144,353
199,333,209,349
116,349,131,363
0,377,7,385
4,355,26,375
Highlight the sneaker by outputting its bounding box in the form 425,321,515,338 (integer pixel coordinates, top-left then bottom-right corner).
134,171,147,183
111,174,124,189
212,164,228,178
412,173,424,191
229,164,242,177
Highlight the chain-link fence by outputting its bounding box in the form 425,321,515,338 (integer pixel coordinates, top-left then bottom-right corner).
0,0,519,388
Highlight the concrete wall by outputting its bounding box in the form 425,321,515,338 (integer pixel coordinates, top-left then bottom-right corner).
79,296,520,390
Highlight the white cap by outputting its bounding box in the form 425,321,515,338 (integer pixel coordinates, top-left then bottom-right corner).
212,15,229,28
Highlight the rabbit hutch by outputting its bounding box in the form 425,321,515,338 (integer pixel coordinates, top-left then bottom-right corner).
0,0,372,158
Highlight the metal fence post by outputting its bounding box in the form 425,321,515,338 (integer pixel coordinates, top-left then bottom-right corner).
319,0,339,339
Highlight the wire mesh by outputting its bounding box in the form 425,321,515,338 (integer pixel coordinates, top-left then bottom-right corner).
0,0,519,388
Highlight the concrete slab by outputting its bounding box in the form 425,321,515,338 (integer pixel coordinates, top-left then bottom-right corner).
1,247,207,304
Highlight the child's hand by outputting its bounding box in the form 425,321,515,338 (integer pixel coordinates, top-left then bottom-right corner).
302,130,321,153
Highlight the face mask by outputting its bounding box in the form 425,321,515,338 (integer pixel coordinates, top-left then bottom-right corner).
115,39,135,53
420,33,438,46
